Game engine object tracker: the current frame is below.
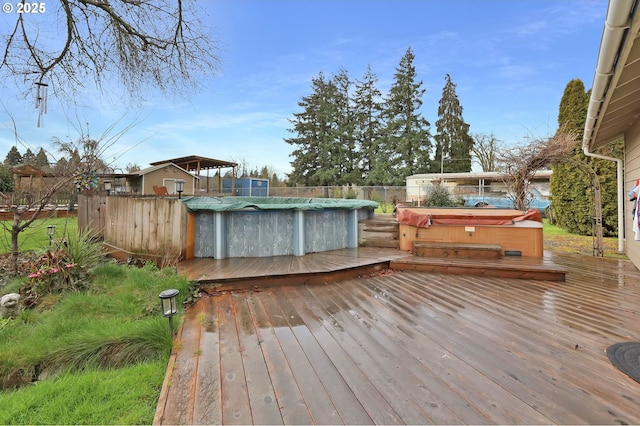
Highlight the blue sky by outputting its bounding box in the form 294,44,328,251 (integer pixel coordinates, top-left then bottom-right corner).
0,0,608,178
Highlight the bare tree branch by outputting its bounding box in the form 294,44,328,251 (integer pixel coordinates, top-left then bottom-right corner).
498,130,576,211
471,133,503,172
1,0,220,103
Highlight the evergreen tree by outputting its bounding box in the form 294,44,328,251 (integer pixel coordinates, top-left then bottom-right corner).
550,79,621,236
332,68,360,185
4,146,22,166
433,74,473,173
286,72,341,186
0,163,14,192
353,65,384,185
53,157,69,175
22,148,36,166
380,47,431,184
550,80,590,232
34,147,50,168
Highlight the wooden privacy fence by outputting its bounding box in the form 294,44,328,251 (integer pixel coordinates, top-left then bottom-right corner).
78,195,188,261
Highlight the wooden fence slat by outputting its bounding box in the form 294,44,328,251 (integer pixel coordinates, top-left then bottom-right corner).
79,195,186,262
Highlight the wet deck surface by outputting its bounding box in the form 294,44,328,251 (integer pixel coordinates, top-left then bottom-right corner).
176,247,409,287
156,251,640,425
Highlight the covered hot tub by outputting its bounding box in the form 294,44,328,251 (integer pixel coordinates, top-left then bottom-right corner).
396,206,544,258
183,197,377,259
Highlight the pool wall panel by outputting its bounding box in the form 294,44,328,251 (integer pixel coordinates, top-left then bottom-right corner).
226,210,294,257
304,210,349,253
193,206,374,259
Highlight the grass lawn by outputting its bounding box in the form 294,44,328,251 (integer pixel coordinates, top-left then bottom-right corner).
0,217,78,253
543,219,625,258
0,256,190,425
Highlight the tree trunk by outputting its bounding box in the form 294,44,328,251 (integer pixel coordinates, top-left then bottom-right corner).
11,213,21,275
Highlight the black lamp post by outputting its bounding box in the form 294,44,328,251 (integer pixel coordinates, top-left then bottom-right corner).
104,180,112,196
47,225,55,247
175,179,185,199
159,289,179,335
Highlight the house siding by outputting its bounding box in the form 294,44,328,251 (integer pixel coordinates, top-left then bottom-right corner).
624,117,640,268
141,167,196,195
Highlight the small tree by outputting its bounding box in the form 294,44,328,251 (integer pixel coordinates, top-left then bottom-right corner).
2,124,133,275
423,181,460,207
498,132,575,211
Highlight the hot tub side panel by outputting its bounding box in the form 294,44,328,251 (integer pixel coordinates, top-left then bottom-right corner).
399,222,543,257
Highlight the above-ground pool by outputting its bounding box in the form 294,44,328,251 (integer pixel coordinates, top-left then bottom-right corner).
183,197,377,259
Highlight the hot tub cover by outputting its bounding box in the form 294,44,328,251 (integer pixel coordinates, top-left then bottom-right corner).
181,196,378,212
397,208,542,228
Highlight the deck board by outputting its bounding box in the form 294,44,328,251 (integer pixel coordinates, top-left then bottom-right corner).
246,293,313,425
156,251,640,425
192,299,222,425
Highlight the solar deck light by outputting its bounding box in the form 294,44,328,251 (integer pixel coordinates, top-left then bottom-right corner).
175,179,185,199
103,180,112,196
159,289,179,334
46,225,55,247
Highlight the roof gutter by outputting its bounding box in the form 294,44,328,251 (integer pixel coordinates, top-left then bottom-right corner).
582,0,636,253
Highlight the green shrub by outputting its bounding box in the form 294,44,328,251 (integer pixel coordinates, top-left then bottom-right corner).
423,184,460,207
344,189,358,199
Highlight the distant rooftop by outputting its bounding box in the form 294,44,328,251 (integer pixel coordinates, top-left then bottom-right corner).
150,155,238,171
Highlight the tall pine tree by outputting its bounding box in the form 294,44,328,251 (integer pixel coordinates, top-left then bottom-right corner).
286,72,341,186
22,148,36,166
4,146,22,166
332,68,360,185
353,65,384,185
380,47,431,185
434,74,473,173
34,147,50,168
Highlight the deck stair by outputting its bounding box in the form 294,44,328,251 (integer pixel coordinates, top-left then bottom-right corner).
391,254,566,281
358,215,399,249
413,241,502,259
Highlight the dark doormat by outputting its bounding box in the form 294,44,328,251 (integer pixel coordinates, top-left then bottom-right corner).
606,342,640,384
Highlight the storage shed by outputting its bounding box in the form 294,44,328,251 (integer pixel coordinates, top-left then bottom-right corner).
222,178,269,196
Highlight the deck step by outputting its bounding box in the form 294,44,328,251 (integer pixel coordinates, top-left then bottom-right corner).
358,215,400,249
390,256,566,281
413,241,502,259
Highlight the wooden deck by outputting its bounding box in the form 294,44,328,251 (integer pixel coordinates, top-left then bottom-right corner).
177,247,410,291
391,253,568,281
156,251,640,425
